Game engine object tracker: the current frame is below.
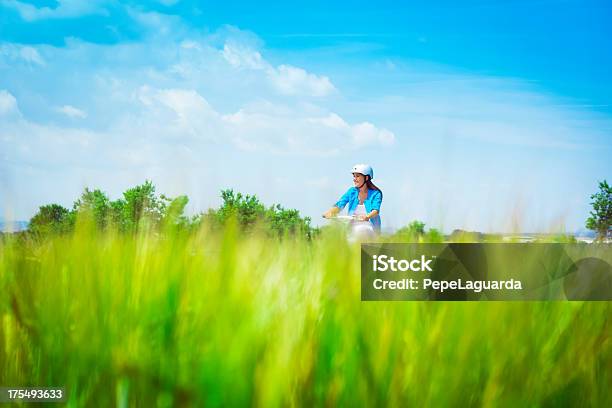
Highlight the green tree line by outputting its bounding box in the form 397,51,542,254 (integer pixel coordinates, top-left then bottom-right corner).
23,179,612,241
28,181,316,239
586,180,612,241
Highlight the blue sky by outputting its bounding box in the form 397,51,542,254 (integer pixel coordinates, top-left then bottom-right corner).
1,0,611,232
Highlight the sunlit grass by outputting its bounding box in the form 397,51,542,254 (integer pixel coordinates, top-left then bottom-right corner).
0,220,610,406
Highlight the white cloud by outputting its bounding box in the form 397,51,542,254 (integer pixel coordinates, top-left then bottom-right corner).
221,103,393,155
125,8,181,36
1,0,109,21
271,65,335,97
0,44,46,66
135,86,222,140
0,90,20,116
351,122,395,146
19,46,46,65
180,40,201,50
309,113,395,147
139,87,215,118
221,43,336,97
56,105,87,119
134,86,392,154
222,43,266,70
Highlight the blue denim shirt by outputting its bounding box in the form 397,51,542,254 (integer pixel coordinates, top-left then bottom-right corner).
335,187,382,232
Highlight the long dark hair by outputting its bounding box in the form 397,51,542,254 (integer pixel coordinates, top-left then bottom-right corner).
365,176,382,196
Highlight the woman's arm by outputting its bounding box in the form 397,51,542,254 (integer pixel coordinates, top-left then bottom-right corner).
322,206,340,218
323,188,354,218
356,209,378,221
335,188,353,210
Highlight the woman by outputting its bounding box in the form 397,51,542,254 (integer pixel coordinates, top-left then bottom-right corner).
323,164,383,235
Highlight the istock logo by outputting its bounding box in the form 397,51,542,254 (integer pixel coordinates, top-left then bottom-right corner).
372,255,435,272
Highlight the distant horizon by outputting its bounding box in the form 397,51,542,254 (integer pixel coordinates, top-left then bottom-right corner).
0,218,598,238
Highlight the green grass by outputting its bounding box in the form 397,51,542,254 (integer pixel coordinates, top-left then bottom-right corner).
0,220,610,407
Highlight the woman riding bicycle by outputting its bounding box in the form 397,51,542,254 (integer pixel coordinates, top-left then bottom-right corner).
322,164,383,236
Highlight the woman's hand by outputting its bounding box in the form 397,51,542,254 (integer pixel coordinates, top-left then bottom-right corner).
356,214,369,221
322,207,339,218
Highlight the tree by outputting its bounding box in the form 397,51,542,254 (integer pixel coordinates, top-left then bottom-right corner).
162,195,190,229
425,228,445,243
265,203,314,239
29,204,72,234
586,180,612,241
108,199,126,230
120,180,169,231
205,189,315,238
213,189,265,229
27,181,174,235
72,188,111,229
395,220,426,239
26,182,314,238
394,220,446,242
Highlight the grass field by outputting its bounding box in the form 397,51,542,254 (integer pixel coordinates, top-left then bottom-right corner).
1,220,610,407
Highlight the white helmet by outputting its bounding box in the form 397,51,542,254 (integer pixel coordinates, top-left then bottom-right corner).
351,164,374,179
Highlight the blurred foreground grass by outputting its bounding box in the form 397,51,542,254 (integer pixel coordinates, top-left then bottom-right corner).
0,220,610,407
